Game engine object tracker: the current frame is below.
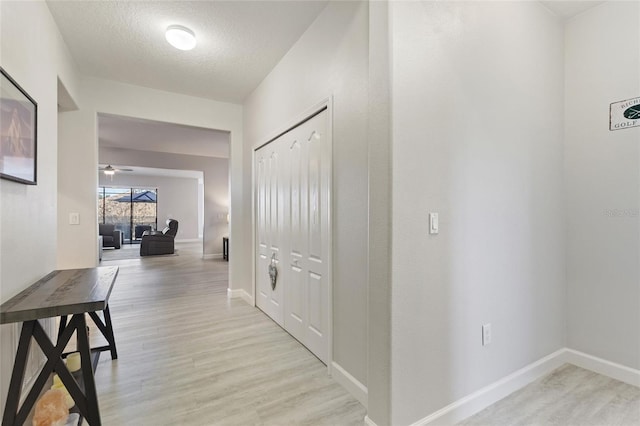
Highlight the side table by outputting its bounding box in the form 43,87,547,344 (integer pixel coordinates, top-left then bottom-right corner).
0,267,119,426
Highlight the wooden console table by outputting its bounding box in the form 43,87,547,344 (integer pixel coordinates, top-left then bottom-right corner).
0,267,119,426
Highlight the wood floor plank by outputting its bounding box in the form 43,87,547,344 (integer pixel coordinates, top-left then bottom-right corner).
96,242,639,425
95,243,366,425
458,364,640,426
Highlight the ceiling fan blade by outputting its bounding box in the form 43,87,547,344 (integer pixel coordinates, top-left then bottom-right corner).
98,165,134,172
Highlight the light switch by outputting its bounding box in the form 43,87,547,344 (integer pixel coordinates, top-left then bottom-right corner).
482,323,492,346
69,212,80,225
429,212,439,234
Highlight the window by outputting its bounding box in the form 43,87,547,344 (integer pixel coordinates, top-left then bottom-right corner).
98,187,158,244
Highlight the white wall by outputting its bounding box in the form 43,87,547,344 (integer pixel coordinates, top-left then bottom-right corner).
0,0,80,415
243,1,369,389
390,2,565,424
100,147,228,254
565,1,640,370
58,109,98,268
98,174,201,241
58,78,243,272
367,1,392,423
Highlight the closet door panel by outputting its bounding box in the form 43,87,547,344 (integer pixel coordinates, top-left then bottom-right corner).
302,112,330,363
284,136,306,340
270,147,285,324
255,109,329,364
255,154,270,310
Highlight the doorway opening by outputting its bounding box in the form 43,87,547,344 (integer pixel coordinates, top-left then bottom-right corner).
97,113,230,260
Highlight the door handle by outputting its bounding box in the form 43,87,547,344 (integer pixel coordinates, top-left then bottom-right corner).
269,253,278,290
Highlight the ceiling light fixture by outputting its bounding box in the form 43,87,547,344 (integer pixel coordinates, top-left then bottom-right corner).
165,25,197,51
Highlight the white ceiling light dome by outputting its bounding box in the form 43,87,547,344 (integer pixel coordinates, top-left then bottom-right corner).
165,25,197,51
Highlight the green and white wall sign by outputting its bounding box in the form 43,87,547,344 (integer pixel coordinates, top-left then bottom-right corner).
610,96,640,130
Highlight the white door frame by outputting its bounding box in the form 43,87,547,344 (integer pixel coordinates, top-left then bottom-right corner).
251,96,333,373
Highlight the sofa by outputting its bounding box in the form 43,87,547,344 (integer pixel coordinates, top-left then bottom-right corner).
140,219,179,256
99,224,122,249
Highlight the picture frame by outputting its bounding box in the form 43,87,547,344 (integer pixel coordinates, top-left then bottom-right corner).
0,67,37,185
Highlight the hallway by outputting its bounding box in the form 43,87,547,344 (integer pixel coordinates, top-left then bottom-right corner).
96,249,365,425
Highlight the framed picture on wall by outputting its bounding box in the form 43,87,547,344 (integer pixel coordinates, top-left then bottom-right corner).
0,67,37,185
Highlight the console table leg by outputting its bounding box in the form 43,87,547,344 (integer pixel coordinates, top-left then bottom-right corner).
57,315,68,346
102,306,118,360
77,314,101,426
2,321,34,426
88,308,118,361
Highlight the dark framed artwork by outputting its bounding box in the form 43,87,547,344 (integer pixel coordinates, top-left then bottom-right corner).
0,67,37,185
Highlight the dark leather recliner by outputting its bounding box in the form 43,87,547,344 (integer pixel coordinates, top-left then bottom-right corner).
140,219,178,256
99,224,122,249
134,225,152,240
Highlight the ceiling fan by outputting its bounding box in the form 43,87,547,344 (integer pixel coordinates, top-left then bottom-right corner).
99,165,133,176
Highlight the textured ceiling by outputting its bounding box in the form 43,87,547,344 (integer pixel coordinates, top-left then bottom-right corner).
540,1,605,19
47,0,328,103
98,113,230,158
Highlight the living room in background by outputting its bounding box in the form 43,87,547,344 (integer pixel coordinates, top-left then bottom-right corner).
98,186,158,244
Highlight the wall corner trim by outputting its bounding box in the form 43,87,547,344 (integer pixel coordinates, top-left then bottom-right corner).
364,415,378,426
410,349,568,425
409,347,640,425
565,348,640,387
331,361,368,408
226,288,254,306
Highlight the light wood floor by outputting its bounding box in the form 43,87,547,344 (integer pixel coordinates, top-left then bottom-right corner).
100,239,197,262
96,243,366,425
96,243,639,425
100,243,145,262
458,364,640,426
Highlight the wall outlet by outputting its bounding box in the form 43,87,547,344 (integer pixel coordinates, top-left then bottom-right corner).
69,212,80,225
482,323,492,346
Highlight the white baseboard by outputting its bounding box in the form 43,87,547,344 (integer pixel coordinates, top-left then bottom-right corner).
175,238,202,243
407,347,639,426
331,361,368,408
364,415,378,426
202,253,223,260
227,288,254,305
412,349,568,425
564,348,640,387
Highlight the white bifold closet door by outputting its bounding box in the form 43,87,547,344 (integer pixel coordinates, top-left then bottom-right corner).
255,109,330,364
